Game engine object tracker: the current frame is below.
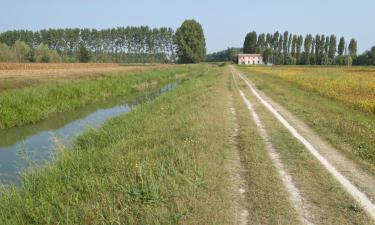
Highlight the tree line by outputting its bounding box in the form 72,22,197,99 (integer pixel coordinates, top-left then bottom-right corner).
206,47,241,62
243,31,358,65
0,27,176,63
207,31,374,66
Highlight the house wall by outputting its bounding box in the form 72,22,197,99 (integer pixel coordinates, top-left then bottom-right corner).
238,55,264,65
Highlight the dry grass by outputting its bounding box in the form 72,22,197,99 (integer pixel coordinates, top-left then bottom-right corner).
241,66,375,114
0,63,121,70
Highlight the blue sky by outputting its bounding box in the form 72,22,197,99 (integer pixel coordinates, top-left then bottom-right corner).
1,0,374,53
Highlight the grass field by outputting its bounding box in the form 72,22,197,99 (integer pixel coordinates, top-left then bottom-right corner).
240,66,375,115
0,65,188,129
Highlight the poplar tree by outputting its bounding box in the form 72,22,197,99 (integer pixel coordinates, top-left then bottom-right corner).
296,35,303,64
315,34,322,64
287,34,292,53
243,31,258,53
324,36,330,55
266,33,272,48
303,34,312,64
328,35,337,59
291,35,297,57
348,38,357,58
272,31,280,51
338,37,345,56
282,31,289,54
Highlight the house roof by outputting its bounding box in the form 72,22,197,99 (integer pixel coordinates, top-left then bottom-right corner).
238,53,263,56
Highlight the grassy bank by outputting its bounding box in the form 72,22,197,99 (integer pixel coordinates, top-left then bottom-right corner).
0,66,189,129
238,66,375,176
0,65,234,224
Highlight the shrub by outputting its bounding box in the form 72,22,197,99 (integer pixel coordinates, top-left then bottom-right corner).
12,41,31,62
35,44,61,63
0,43,16,62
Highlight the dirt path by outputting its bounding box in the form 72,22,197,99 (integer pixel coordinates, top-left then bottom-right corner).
227,101,250,225
231,69,314,225
232,66,375,221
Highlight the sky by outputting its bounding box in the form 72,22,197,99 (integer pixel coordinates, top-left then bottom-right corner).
1,0,374,53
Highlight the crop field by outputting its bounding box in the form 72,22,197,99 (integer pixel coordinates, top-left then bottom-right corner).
240,66,375,114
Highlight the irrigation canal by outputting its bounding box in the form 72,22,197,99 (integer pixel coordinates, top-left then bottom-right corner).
0,82,178,184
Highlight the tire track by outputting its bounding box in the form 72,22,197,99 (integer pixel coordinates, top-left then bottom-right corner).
231,69,314,225
228,104,250,225
233,66,375,222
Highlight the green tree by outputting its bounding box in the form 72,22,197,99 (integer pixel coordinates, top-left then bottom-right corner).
175,19,206,63
13,40,31,62
296,35,303,64
35,44,61,62
303,34,313,65
355,46,375,65
263,48,273,64
228,47,241,63
78,43,91,62
291,35,297,57
0,43,16,62
257,33,266,52
338,37,345,56
328,35,337,60
243,31,258,53
282,31,289,54
348,38,357,58
35,44,51,62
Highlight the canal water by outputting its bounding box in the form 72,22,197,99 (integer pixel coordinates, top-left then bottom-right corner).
0,82,177,184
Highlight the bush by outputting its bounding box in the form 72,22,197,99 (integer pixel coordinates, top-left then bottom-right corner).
0,43,16,62
12,41,31,62
35,44,61,63
78,44,91,63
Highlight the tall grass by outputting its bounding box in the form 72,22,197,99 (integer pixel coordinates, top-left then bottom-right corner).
0,67,190,129
0,65,233,224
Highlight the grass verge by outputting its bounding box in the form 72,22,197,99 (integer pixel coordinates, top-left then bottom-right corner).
0,66,189,129
0,65,234,224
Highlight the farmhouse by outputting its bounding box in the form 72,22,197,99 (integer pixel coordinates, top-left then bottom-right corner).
238,54,264,65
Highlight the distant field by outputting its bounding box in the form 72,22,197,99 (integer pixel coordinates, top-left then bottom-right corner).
0,63,172,91
240,66,375,114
